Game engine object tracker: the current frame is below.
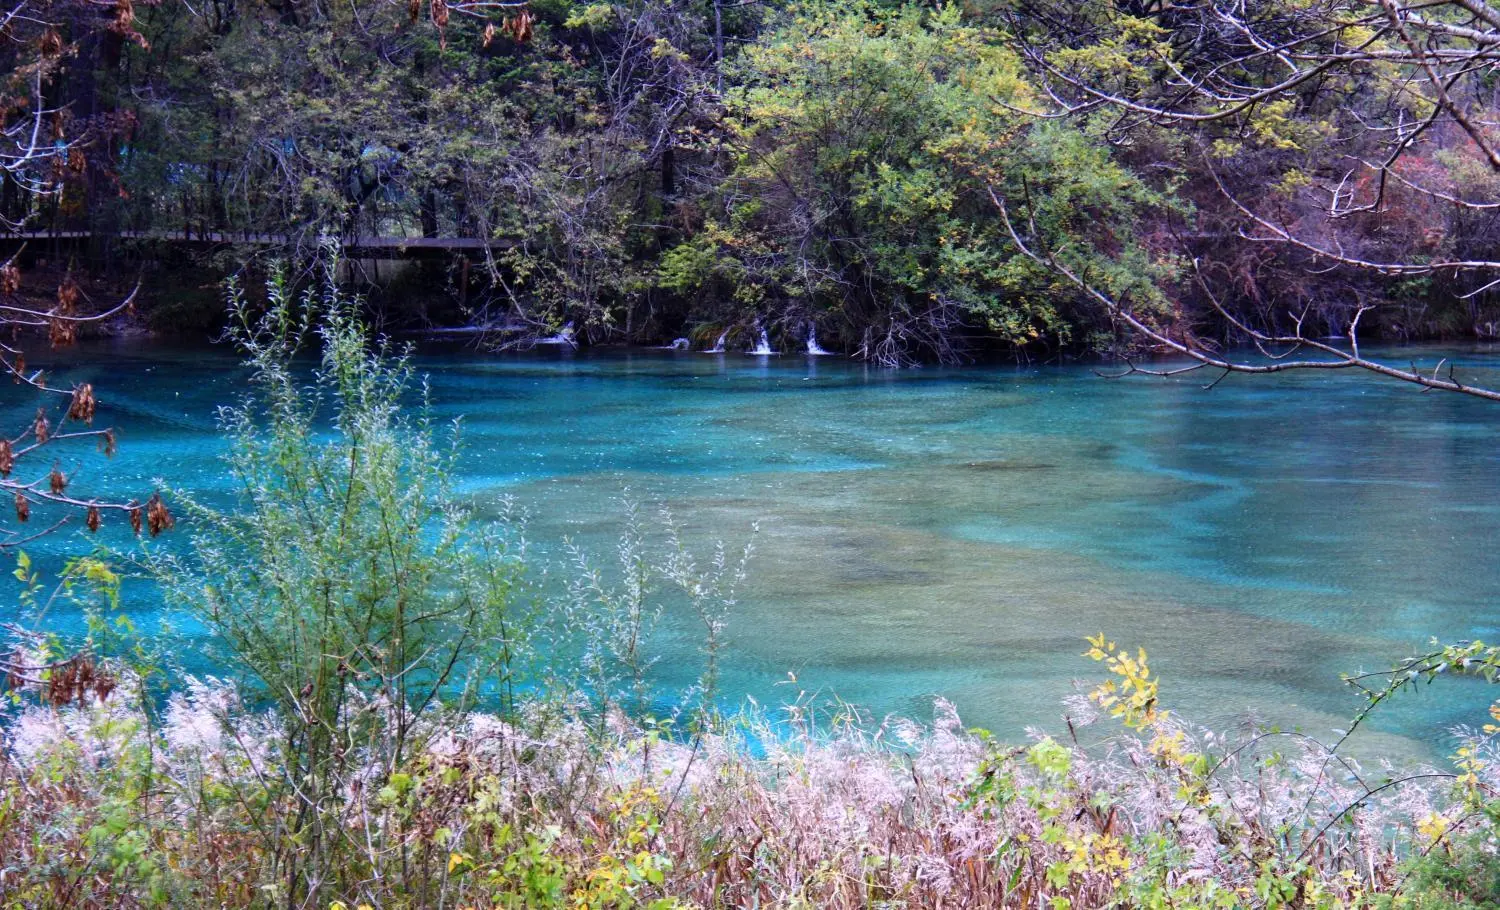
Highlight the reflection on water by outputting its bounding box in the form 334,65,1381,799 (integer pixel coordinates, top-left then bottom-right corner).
9,339,1500,757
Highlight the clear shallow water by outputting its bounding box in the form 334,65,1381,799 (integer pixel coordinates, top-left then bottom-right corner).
10,339,1500,757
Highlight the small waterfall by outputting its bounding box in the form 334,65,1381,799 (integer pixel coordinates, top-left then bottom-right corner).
807,324,831,356
706,331,727,354
538,321,576,347
749,327,774,355
667,337,690,351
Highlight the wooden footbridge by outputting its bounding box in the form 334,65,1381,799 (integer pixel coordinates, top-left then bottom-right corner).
0,230,515,260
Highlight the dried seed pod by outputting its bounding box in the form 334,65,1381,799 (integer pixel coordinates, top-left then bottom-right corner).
32,410,48,443
128,505,141,535
77,656,99,704
99,429,116,457
39,28,61,59
66,148,85,175
114,0,134,32
483,22,496,47
12,353,22,384
56,276,79,311
47,654,104,706
67,383,95,424
47,661,69,705
5,648,24,691
48,465,65,494
146,491,172,536
112,0,148,49
0,262,20,295
85,504,100,532
430,0,448,46
48,317,76,348
0,439,13,477
14,492,28,523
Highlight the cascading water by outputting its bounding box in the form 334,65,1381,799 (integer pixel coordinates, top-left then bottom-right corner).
539,321,576,347
750,327,774,355
807,324,831,356
667,337,690,351
706,331,728,354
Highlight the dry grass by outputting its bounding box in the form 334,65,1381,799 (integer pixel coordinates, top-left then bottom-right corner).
1,672,1491,909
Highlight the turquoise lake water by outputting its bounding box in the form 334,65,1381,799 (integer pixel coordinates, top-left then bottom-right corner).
10,339,1500,756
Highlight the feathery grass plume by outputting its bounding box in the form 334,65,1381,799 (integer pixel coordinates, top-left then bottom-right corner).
7,659,1500,908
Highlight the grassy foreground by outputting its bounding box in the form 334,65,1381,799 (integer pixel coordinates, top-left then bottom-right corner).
3,649,1500,909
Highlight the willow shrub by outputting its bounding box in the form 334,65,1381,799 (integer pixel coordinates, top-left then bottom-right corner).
147,262,529,906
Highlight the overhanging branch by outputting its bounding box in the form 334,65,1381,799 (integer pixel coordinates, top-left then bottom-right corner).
992,188,1500,402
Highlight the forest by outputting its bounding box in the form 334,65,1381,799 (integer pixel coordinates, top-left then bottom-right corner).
5,1,1500,908
3,0,1500,364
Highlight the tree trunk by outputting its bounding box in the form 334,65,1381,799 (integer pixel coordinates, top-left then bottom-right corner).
420,190,439,238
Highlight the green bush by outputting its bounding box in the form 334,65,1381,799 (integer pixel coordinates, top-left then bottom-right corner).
1386,834,1500,910
148,257,529,905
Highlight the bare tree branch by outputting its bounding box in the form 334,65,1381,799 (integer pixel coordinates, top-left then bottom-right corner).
993,187,1500,401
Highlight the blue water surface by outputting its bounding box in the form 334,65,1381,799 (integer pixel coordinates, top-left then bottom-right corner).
9,338,1500,757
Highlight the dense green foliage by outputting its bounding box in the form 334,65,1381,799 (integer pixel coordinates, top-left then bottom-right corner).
24,0,1499,361
692,3,1174,362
